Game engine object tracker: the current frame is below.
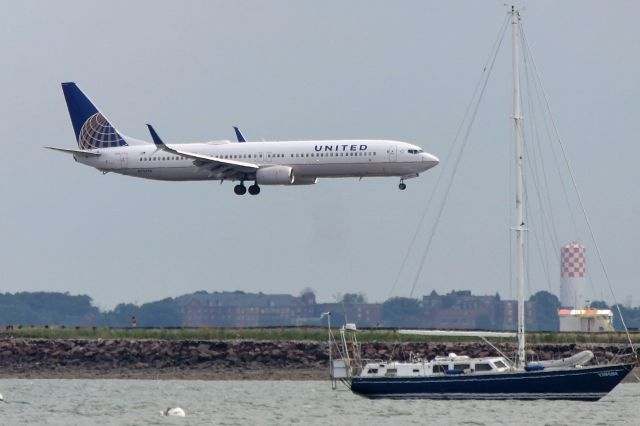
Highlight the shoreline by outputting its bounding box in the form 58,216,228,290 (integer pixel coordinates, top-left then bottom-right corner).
1,367,638,383
1,338,637,382
0,367,326,381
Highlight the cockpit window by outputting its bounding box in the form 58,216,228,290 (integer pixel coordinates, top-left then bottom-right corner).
408,149,424,154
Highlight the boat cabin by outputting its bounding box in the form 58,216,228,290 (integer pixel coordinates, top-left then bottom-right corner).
361,353,510,378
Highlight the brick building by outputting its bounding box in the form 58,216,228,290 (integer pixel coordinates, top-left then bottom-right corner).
419,290,543,331
422,290,503,330
179,291,316,327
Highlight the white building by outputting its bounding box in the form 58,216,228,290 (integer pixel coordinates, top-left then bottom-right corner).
558,308,614,332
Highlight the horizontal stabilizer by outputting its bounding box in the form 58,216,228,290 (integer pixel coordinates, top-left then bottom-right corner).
45,147,101,157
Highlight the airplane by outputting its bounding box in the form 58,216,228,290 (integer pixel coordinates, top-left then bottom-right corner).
47,82,440,195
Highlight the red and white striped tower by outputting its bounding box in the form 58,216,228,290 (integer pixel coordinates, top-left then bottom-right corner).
560,242,586,308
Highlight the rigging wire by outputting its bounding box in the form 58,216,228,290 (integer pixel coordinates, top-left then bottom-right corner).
523,54,560,259
520,23,600,305
389,14,511,298
408,15,510,298
387,144,454,298
521,27,601,305
522,183,552,293
524,62,561,248
520,25,581,242
520,24,636,355
521,59,555,291
526,49,599,302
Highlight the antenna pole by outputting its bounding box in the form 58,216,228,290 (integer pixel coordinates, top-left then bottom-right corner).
511,5,526,369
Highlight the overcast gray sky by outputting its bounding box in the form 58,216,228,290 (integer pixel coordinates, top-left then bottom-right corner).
1,1,638,310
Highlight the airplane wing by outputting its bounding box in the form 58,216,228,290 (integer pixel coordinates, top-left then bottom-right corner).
146,124,258,179
233,126,246,142
45,147,101,157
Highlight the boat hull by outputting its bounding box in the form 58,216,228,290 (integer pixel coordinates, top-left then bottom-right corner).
350,363,634,401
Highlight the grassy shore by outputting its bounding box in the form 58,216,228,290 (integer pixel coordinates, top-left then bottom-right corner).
2,326,639,344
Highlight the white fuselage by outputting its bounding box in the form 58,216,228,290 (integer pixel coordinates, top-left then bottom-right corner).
74,139,438,182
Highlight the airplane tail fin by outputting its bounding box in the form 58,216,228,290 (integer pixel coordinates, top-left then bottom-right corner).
61,82,128,150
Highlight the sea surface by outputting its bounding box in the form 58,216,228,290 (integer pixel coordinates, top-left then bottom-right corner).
0,380,637,425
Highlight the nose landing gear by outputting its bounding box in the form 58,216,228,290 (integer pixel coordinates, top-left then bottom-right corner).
398,174,419,190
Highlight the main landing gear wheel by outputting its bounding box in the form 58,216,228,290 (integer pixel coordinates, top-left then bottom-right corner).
399,181,407,190
234,184,247,195
248,184,261,195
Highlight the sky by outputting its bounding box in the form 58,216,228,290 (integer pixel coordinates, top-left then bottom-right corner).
1,1,638,310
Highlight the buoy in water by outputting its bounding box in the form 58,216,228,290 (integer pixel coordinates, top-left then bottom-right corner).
161,407,185,417
0,393,4,402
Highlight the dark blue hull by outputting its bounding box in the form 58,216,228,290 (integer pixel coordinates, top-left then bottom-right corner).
350,363,634,400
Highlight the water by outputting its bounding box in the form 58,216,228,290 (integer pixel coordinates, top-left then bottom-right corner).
0,380,637,425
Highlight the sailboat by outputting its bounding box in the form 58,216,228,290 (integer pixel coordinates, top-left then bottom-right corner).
327,7,636,401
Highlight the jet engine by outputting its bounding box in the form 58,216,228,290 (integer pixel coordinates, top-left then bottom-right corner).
255,166,295,185
290,177,317,185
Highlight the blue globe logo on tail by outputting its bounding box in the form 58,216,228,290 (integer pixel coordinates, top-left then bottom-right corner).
78,113,127,149
62,82,129,150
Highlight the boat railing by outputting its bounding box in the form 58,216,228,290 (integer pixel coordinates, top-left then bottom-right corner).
611,346,639,366
361,358,385,364
324,315,365,389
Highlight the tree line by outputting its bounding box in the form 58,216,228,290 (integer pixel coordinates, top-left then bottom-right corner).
1,290,639,331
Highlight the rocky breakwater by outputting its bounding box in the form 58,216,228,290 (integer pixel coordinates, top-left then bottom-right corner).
0,338,637,380
0,338,329,379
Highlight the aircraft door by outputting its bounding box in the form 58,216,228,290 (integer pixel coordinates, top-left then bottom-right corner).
117,152,128,169
264,152,273,164
104,152,127,169
388,145,397,162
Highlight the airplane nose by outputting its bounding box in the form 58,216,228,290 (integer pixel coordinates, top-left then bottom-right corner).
423,152,440,166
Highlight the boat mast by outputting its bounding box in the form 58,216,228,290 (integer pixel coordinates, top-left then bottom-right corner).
511,6,526,369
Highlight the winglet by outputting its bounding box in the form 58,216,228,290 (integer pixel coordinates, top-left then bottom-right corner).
146,124,166,147
233,126,246,142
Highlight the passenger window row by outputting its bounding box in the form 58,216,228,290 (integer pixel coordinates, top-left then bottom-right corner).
139,152,377,161
139,156,186,161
